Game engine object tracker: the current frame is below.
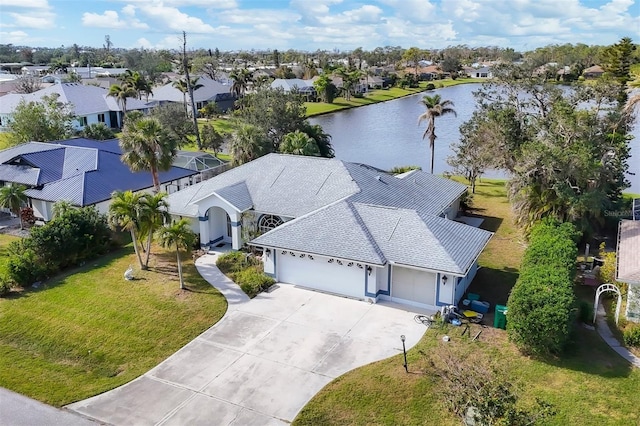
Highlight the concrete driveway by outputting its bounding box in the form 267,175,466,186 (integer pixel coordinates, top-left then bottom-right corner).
68,254,430,425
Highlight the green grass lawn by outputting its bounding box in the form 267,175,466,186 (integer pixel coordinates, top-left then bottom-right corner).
294,178,640,426
0,233,19,276
0,243,227,406
305,78,483,117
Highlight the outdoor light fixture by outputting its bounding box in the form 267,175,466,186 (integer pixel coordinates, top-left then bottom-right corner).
265,248,271,257
442,275,448,285
366,266,372,276
400,335,408,373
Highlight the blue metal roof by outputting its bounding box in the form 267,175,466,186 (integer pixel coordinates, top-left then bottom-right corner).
2,138,197,206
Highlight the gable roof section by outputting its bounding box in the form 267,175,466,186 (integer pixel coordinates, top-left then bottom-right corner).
251,200,386,265
150,77,231,104
354,204,492,275
214,181,253,212
617,220,640,284
345,163,467,216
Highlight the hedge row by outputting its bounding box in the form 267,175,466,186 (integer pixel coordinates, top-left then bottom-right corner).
507,219,580,355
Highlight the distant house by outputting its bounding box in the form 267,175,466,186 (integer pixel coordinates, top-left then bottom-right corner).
0,83,149,130
583,65,605,79
472,67,492,78
150,76,236,113
270,78,317,100
0,138,196,222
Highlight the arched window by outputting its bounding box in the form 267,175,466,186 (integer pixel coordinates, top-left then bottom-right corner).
258,214,283,234
226,213,232,237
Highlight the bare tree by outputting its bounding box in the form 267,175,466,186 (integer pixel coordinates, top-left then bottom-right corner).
182,31,203,150
14,75,42,94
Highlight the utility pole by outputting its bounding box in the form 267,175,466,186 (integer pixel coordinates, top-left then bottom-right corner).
183,31,202,150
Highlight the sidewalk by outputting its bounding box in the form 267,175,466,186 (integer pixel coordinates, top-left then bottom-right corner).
595,304,640,368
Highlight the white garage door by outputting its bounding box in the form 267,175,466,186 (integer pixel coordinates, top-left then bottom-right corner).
392,266,436,307
277,251,364,299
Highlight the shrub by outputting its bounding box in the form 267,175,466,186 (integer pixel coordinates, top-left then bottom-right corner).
234,267,275,298
216,251,255,274
7,248,50,287
507,219,579,356
623,325,640,347
425,83,436,90
0,277,12,296
578,301,594,324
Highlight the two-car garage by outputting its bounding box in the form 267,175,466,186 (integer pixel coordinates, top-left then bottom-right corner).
276,251,365,299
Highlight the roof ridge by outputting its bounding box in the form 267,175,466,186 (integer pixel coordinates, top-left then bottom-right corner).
346,201,387,264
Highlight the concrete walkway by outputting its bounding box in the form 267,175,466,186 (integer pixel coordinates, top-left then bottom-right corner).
67,251,431,425
595,304,640,368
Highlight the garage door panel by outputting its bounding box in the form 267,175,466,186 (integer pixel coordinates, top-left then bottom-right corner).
392,267,435,306
277,252,363,299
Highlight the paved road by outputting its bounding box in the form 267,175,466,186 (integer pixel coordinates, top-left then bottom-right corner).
0,387,96,426
68,253,430,425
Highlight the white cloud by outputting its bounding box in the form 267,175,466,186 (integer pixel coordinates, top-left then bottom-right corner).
0,0,49,8
217,9,301,25
378,0,436,22
317,5,383,25
290,0,343,16
136,3,217,33
9,11,56,29
116,0,237,8
0,30,30,44
82,10,149,29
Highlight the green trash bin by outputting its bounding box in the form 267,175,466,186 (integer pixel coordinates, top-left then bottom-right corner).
494,305,508,329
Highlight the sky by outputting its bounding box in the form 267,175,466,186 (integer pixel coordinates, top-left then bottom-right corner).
0,0,638,52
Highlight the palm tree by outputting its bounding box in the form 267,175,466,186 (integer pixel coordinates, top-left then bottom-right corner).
107,83,136,125
108,190,146,269
229,123,270,166
140,192,170,268
280,131,320,156
418,94,457,174
336,68,362,101
120,117,178,192
122,70,154,101
172,77,204,117
300,122,334,158
229,68,252,98
156,219,197,290
0,183,27,230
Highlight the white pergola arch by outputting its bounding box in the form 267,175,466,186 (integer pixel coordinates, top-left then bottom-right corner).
593,283,622,325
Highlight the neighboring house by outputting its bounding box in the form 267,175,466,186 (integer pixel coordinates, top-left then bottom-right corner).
583,65,605,79
150,76,236,112
167,154,492,311
472,67,492,78
0,83,150,130
270,78,317,99
617,203,640,322
0,138,197,222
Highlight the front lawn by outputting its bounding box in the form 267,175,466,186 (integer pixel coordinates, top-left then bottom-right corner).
294,178,640,425
0,244,227,406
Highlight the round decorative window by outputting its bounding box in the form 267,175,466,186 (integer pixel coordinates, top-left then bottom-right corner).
258,214,283,234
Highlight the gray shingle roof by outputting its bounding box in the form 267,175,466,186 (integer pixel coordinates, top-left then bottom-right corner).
214,181,253,212
168,154,359,217
617,220,640,284
252,201,491,274
0,83,149,116
150,77,232,103
252,201,386,265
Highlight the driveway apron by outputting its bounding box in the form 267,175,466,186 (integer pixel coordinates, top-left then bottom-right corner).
67,253,430,425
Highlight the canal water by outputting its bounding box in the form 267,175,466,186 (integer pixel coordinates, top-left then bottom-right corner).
310,84,640,194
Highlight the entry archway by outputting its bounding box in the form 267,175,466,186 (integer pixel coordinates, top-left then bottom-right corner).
593,283,622,325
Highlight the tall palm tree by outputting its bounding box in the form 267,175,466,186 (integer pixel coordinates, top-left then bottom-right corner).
108,190,146,269
229,68,252,98
279,131,320,156
122,70,154,101
156,219,197,290
418,94,457,174
107,83,136,125
172,77,204,117
120,117,178,192
336,68,362,101
140,192,170,269
229,123,270,166
0,183,27,230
